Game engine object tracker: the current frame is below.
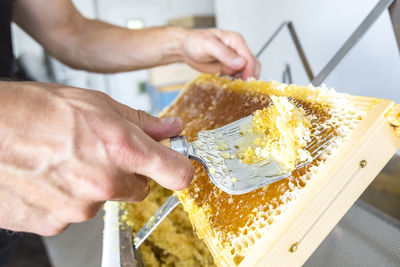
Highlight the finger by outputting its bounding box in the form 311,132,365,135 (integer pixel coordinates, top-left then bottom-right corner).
241,55,260,80
186,59,237,76
205,36,246,71
254,58,261,79
106,98,183,140
59,160,150,204
106,173,150,203
18,172,103,224
109,122,194,191
132,112,183,140
214,29,258,79
0,189,69,236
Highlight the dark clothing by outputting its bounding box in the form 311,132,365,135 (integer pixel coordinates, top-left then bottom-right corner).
0,231,19,266
0,0,14,78
0,1,18,265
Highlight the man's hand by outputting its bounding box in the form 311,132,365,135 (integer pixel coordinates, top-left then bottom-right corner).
182,28,261,80
13,0,260,80
0,81,193,236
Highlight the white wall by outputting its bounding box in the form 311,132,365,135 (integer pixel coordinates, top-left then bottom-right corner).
215,0,400,103
161,0,215,21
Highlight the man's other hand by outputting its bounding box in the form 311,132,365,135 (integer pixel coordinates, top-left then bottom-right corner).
182,28,261,80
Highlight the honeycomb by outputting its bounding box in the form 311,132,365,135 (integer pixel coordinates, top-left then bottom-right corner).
238,95,313,170
117,74,396,266
386,104,400,136
160,74,367,266
120,180,215,267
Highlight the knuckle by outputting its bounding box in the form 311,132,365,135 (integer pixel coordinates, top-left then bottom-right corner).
95,90,113,103
107,127,135,161
110,125,129,145
135,110,149,125
107,125,156,175
104,124,129,153
116,130,133,154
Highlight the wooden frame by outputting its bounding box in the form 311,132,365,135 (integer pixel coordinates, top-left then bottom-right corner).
238,97,400,266
174,95,400,266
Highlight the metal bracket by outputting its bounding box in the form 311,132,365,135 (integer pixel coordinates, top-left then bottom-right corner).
389,0,400,53
256,0,395,86
256,21,314,82
282,63,293,84
312,0,394,86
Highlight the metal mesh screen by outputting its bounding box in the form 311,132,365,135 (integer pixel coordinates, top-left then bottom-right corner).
305,200,400,267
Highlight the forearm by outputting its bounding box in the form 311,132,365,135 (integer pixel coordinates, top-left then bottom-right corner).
43,19,188,73
13,0,259,78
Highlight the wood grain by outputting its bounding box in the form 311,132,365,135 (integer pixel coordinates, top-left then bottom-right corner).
240,97,400,266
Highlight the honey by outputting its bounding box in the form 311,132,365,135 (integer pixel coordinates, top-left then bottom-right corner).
120,180,215,266
160,75,345,260
237,96,312,170
119,74,394,266
386,104,400,136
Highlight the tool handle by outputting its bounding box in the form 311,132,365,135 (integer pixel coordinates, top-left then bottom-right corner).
159,138,171,148
159,136,189,157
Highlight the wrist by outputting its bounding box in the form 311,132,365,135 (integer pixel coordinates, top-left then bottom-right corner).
163,26,188,63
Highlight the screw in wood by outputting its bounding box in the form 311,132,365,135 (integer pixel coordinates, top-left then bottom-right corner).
360,160,367,168
289,242,298,253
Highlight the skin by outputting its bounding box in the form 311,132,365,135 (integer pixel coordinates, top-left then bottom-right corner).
0,0,260,236
0,81,193,235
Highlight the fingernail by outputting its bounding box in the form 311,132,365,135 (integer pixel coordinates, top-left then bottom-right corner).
232,56,245,67
161,117,179,124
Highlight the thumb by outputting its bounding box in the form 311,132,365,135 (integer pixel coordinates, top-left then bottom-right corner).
105,95,183,139
138,114,184,140
128,110,183,140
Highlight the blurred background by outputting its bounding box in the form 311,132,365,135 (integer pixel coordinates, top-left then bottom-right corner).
7,0,400,266
12,0,400,111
